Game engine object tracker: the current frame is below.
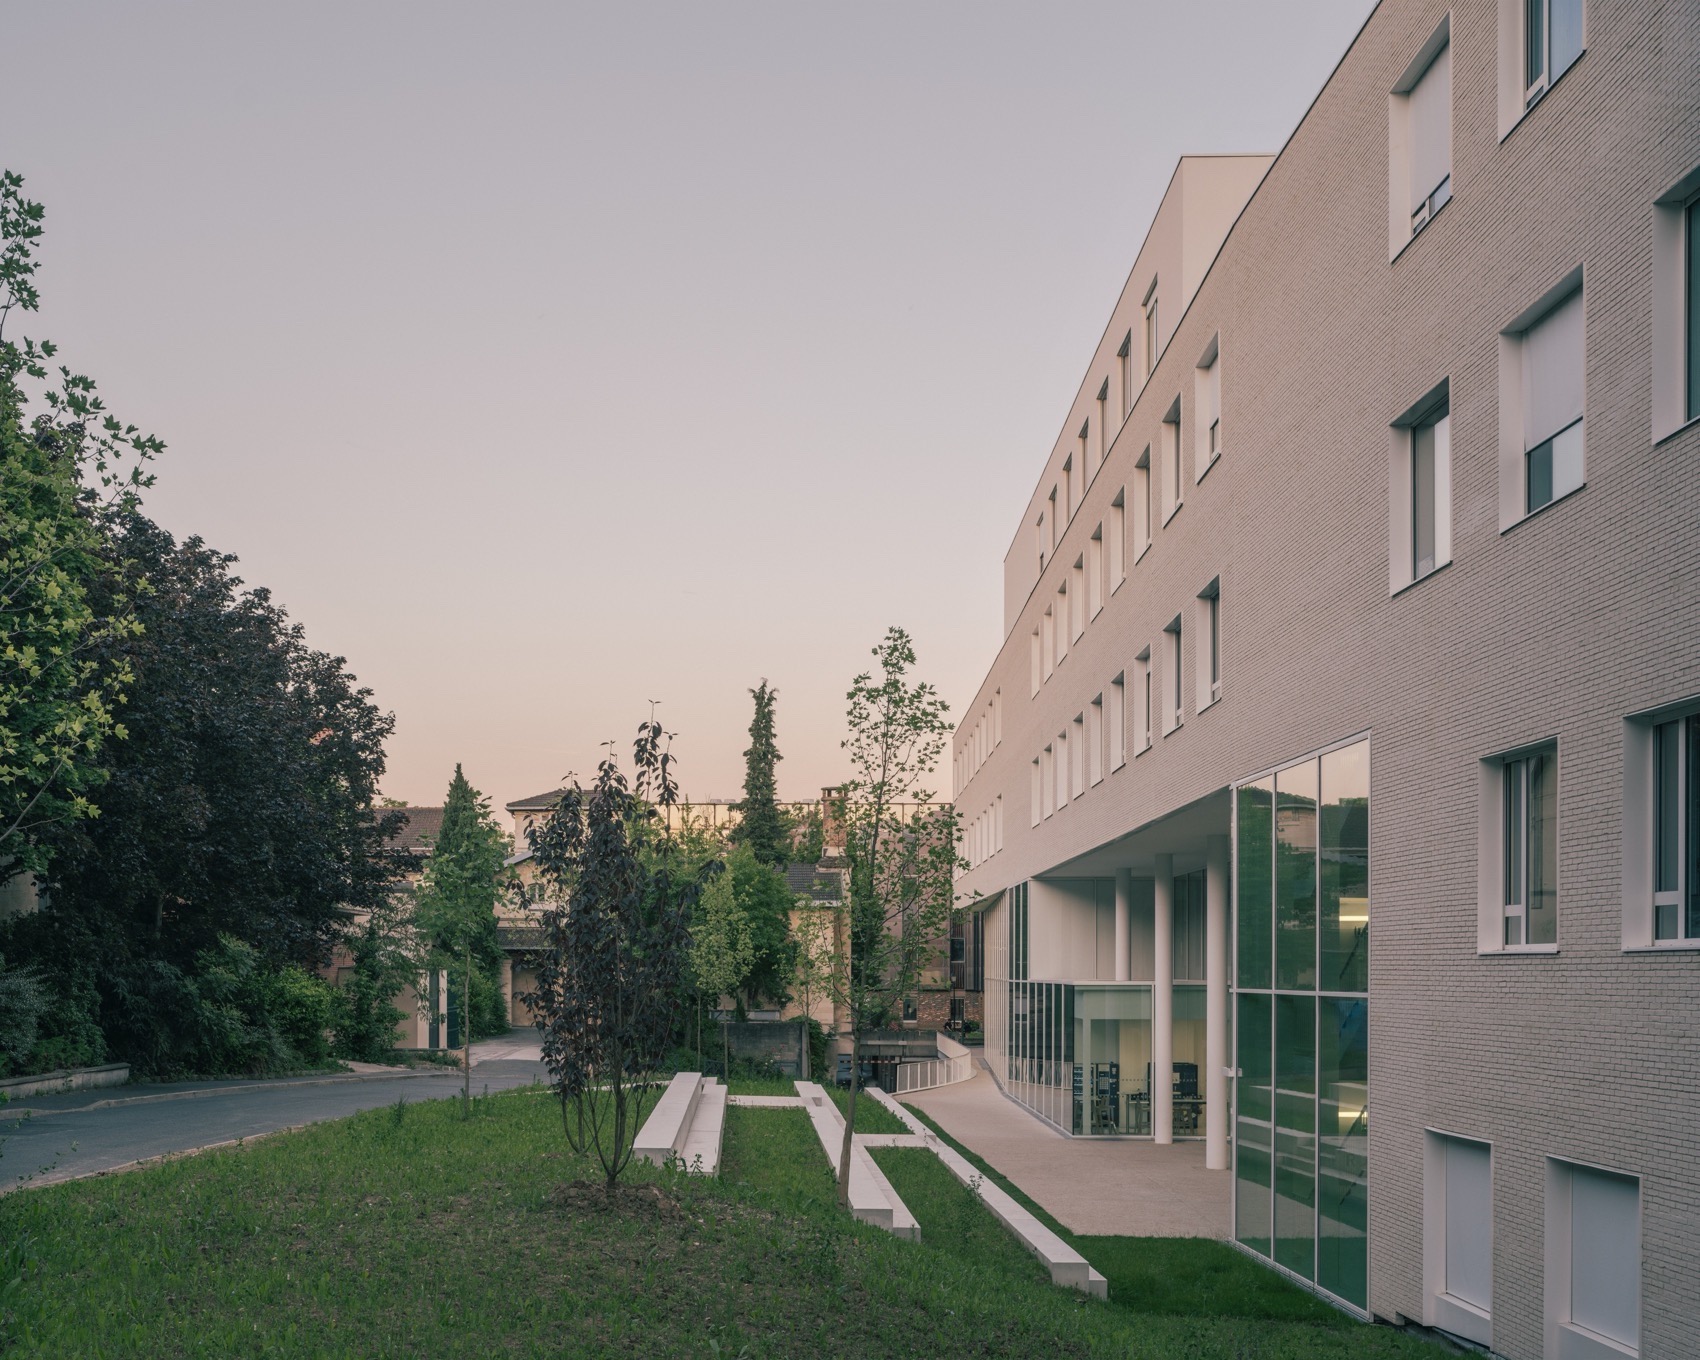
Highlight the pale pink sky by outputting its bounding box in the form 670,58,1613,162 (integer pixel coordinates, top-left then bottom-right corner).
5,1,1372,809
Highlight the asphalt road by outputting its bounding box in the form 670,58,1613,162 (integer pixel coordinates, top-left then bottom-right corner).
0,1048,549,1192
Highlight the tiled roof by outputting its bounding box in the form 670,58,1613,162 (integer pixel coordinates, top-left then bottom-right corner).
785,862,843,902
505,788,569,812
378,806,445,854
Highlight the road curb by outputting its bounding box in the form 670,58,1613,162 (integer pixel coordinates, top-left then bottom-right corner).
0,1067,435,1120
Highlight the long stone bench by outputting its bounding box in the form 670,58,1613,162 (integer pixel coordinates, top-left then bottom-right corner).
864,1086,1107,1298
634,1071,726,1175
793,1082,919,1241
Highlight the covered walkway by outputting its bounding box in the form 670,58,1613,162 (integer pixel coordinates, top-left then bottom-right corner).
903,1062,1229,1239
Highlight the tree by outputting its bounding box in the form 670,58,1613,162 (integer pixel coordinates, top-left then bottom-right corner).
789,894,837,1081
330,890,421,1062
828,628,961,1208
730,680,788,866
726,844,796,1012
413,765,508,1118
520,718,703,1189
0,170,157,883
688,866,752,1079
11,516,400,1076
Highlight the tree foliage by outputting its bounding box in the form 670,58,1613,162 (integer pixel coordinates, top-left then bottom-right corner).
7,516,400,1076
730,680,788,866
0,170,157,881
726,844,796,1011
520,719,703,1188
828,627,961,1206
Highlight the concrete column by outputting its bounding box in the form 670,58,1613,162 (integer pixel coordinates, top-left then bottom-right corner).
1152,854,1173,1144
1205,834,1231,1171
1114,869,1132,982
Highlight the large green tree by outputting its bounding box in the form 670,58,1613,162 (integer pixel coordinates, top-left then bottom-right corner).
726,844,796,1012
414,764,509,1116
0,170,157,883
730,680,788,866
9,516,401,1075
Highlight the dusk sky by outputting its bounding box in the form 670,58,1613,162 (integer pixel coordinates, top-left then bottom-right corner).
4,0,1373,810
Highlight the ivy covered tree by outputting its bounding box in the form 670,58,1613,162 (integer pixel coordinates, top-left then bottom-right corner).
828,628,962,1208
415,765,509,1116
730,680,788,867
521,718,705,1189
0,170,158,884
8,516,401,1076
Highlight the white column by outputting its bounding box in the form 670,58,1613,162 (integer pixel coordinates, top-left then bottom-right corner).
1114,868,1132,982
1152,854,1173,1144
1205,834,1230,1171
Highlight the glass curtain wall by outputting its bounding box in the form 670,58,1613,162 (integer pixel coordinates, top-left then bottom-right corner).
1234,739,1370,1311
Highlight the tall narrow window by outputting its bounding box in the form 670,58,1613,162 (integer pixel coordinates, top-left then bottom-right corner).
1030,628,1042,696
1055,729,1069,809
1088,528,1103,618
1164,618,1183,734
1088,695,1104,786
1036,513,1047,572
1071,714,1085,799
1096,380,1109,468
1042,609,1054,680
1525,0,1583,105
1042,747,1054,819
1144,284,1160,377
1520,288,1584,514
1119,332,1133,417
1136,649,1152,751
1162,403,1183,520
1047,487,1058,555
1109,493,1125,588
1079,423,1090,489
1413,407,1448,577
1055,585,1069,662
1409,40,1452,234
1063,458,1075,523
993,688,1002,746
1653,714,1700,941
1690,197,1699,421
1071,559,1086,640
1031,758,1042,826
1547,1161,1640,1358
1502,749,1558,946
1109,673,1126,772
1197,578,1221,707
1196,339,1222,475
1135,450,1152,558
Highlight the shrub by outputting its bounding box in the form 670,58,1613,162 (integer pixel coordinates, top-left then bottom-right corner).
0,958,47,1078
266,966,335,1067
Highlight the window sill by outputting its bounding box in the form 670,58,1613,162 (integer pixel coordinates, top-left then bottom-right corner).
1090,604,1104,622
1391,558,1452,598
1162,501,1183,528
1111,574,1127,596
1654,412,1700,448
1197,451,1220,484
1135,739,1152,758
1136,543,1152,565
1500,479,1586,535
1109,758,1126,775
1498,48,1585,144
1623,941,1700,954
1197,695,1220,715
1479,944,1559,957
1163,719,1183,739
1390,193,1451,265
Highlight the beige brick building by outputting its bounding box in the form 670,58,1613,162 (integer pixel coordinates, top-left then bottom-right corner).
951,0,1699,1353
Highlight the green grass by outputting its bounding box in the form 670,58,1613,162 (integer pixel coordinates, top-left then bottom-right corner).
721,1076,907,1133
0,1088,1446,1359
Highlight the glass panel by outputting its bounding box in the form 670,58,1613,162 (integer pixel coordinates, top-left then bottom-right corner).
1656,721,1680,896
1526,438,1554,512
1551,0,1583,76
1235,993,1273,1256
1238,779,1275,989
1074,985,1152,1135
1689,200,1700,422
1413,420,1436,576
1274,994,1317,1279
1550,420,1583,500
1276,761,1319,990
1318,998,1368,1308
1525,0,1546,89
1320,742,1370,994
1528,750,1558,945
1174,985,1206,1136
1504,760,1526,913
1688,717,1700,938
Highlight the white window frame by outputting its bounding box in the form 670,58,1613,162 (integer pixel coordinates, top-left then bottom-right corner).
1109,492,1126,592
1390,382,1453,593
1424,1130,1494,1348
1652,167,1700,442
1498,270,1585,530
1194,336,1222,479
1088,695,1104,787
1544,1157,1641,1360
1071,558,1086,642
1477,743,1559,952
1119,331,1133,418
1071,714,1085,800
1096,380,1109,474
1161,400,1183,525
1042,609,1054,681
1088,527,1104,619
1055,729,1069,809
1031,758,1042,827
1143,279,1160,377
1041,746,1054,819
1623,698,1700,950
1063,457,1075,524
1388,19,1453,258
1134,451,1153,560
1030,628,1042,697
1195,578,1221,710
1135,649,1152,753
1109,672,1126,773
1055,585,1069,663
1162,619,1183,735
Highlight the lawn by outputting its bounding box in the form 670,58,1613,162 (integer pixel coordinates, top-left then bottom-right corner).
0,1088,1444,1358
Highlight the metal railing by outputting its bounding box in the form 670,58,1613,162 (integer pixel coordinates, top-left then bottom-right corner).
893,1035,974,1094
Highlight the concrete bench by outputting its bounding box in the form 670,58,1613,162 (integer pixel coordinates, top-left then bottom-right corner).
793,1082,919,1241
677,1079,727,1175
865,1086,1107,1298
635,1071,713,1170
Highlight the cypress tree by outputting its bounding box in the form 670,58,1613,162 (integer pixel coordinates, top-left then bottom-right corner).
731,680,788,866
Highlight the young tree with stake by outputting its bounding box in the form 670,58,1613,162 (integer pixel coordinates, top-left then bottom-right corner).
828,628,962,1208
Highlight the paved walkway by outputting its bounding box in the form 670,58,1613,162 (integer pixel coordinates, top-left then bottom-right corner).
903,1064,1230,1238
